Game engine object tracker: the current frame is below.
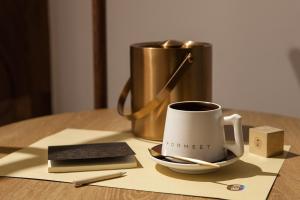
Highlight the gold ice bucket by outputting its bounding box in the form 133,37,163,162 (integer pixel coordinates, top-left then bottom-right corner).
118,40,212,141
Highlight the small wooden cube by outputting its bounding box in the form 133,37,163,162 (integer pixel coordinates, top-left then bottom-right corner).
249,126,284,157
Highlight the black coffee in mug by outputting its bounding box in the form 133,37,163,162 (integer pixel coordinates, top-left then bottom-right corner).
170,101,220,111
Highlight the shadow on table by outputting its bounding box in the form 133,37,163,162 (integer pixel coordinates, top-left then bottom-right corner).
84,130,133,143
0,146,46,179
0,146,22,154
225,125,299,160
224,125,253,144
155,159,276,183
0,130,137,177
271,151,299,160
0,128,296,179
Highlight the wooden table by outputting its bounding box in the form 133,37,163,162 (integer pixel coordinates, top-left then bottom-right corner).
0,109,299,199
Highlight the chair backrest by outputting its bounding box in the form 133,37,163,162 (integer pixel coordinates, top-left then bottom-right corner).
92,0,107,108
0,0,51,126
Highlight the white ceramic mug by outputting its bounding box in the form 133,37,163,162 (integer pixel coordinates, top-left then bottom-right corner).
161,101,244,162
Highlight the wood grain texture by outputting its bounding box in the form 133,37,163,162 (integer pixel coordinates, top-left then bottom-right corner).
92,0,107,108
0,109,299,200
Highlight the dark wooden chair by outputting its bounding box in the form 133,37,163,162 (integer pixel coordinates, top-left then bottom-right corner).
0,0,107,126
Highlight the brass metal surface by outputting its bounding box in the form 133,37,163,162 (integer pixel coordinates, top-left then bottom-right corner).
119,40,212,141
118,53,192,120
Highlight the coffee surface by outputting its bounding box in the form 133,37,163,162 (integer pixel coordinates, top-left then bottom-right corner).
170,102,219,111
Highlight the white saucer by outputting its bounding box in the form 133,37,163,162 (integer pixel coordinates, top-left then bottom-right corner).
149,144,239,174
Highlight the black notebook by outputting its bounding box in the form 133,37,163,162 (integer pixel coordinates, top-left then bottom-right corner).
48,142,137,173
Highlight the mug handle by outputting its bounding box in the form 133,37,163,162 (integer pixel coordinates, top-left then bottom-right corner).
223,114,244,157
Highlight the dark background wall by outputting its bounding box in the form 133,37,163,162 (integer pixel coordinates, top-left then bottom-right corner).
0,0,51,125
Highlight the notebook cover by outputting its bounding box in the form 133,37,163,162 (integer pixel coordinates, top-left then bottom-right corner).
48,142,135,161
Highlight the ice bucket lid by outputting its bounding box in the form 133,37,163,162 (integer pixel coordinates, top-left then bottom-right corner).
131,40,207,49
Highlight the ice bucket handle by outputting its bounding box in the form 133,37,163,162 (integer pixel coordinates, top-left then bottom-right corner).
117,53,193,120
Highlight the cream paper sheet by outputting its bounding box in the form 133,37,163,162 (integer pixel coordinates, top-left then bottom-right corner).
0,129,290,200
